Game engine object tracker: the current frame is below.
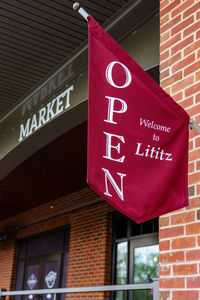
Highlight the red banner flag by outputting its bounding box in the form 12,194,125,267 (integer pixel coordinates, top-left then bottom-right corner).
87,16,189,223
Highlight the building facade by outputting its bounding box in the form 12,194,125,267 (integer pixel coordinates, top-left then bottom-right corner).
0,1,199,300
159,1,200,299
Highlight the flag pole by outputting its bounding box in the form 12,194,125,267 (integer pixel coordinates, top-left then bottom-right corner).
73,2,89,21
72,2,200,135
189,119,200,134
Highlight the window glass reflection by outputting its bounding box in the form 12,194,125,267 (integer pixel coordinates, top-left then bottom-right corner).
113,213,159,300
116,242,128,284
134,245,159,284
116,242,128,300
132,289,153,300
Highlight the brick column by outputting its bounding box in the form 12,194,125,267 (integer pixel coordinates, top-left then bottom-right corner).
66,201,112,300
159,1,200,299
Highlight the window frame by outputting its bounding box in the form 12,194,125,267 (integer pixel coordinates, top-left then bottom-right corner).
111,214,159,300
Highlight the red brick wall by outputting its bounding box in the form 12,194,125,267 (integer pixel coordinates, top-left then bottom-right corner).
0,187,113,299
0,235,18,292
160,0,200,299
67,199,112,299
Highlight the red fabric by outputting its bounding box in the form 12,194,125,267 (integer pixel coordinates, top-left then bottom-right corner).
87,16,189,223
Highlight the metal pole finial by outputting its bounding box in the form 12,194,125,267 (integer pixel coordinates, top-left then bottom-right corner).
73,2,89,21
73,2,81,11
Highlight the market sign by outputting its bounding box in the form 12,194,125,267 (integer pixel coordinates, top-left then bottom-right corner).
19,86,73,142
0,62,88,180
87,16,189,223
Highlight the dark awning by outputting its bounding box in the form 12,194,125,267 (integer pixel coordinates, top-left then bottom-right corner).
0,0,159,220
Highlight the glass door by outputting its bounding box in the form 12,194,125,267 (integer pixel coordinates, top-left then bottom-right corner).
115,241,128,300
42,254,61,300
24,254,61,300
15,228,69,300
129,236,159,300
24,262,40,300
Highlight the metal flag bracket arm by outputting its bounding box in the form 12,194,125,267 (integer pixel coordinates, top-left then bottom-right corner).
73,2,200,135
73,2,89,21
189,119,200,134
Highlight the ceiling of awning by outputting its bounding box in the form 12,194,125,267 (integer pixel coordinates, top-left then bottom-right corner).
0,0,131,119
0,0,159,221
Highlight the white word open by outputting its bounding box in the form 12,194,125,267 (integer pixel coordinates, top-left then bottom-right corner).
102,61,132,201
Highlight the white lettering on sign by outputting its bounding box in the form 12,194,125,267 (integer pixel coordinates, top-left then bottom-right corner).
102,61,173,203
103,132,125,163
19,85,73,142
135,117,173,161
102,61,131,201
19,118,31,140
38,107,46,128
105,61,132,88
140,118,171,132
104,96,127,125
135,143,172,161
102,168,126,201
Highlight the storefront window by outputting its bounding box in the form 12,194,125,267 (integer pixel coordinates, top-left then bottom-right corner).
116,242,128,300
116,242,128,285
113,214,159,300
134,245,159,284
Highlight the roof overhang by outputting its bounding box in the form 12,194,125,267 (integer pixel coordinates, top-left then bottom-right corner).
0,0,159,220
0,0,159,181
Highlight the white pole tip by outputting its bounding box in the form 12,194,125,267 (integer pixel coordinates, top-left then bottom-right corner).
73,2,81,11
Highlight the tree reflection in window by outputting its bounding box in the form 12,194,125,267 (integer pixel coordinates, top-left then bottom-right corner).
113,214,159,300
134,245,159,284
132,245,159,300
116,242,127,300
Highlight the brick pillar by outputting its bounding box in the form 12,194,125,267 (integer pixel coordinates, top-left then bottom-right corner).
66,202,112,299
0,236,18,292
159,1,200,299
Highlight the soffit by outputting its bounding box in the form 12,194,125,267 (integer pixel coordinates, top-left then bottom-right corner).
0,122,88,220
0,0,159,221
0,0,130,119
